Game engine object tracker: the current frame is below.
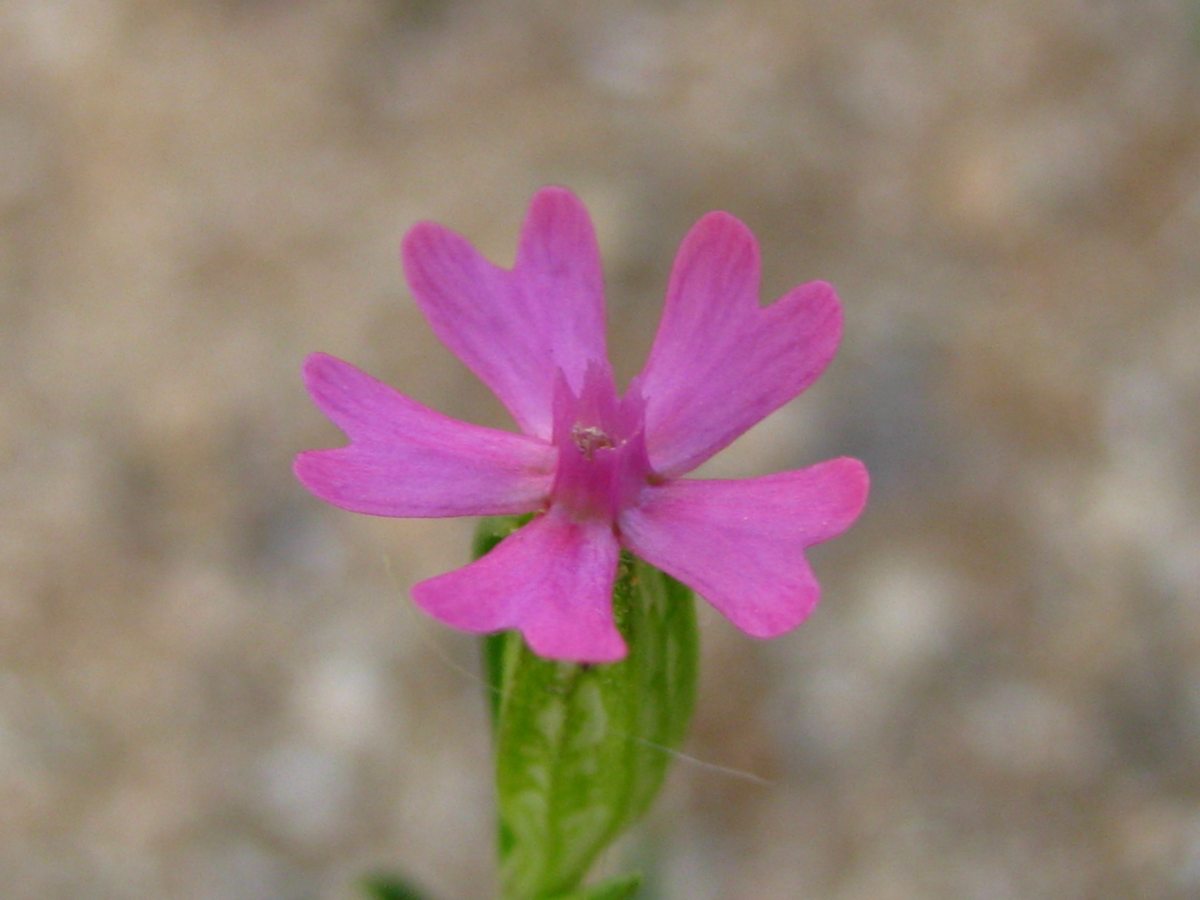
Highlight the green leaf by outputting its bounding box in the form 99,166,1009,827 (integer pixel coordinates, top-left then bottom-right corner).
359,872,430,900
476,514,532,729
553,872,643,899
474,517,698,899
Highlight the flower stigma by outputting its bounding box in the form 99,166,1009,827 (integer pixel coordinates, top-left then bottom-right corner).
571,423,618,460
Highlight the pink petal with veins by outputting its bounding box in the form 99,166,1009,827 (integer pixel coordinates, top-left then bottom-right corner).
401,187,607,440
639,212,842,477
294,353,555,517
619,458,868,637
413,509,625,662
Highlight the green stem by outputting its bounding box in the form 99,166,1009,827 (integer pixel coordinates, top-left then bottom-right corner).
474,517,698,899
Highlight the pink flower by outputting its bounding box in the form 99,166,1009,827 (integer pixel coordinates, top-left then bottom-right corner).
295,188,868,662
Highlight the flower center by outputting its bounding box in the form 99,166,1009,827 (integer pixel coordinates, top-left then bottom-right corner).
550,365,651,523
571,423,618,460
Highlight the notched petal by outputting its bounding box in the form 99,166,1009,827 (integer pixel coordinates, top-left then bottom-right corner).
400,188,608,440
297,353,555,518
639,211,844,477
413,511,626,663
619,458,869,638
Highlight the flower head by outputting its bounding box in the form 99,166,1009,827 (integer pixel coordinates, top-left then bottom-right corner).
296,188,868,662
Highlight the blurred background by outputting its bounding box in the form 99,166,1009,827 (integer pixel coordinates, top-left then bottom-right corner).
2,1,1198,897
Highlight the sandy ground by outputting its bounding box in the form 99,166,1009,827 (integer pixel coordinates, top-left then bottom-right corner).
2,1,1199,897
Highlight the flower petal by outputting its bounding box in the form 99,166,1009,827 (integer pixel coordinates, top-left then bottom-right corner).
401,187,608,440
413,510,625,662
619,459,868,638
638,212,843,476
294,353,555,517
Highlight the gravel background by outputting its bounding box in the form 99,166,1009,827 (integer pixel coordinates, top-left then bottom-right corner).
2,1,1199,898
